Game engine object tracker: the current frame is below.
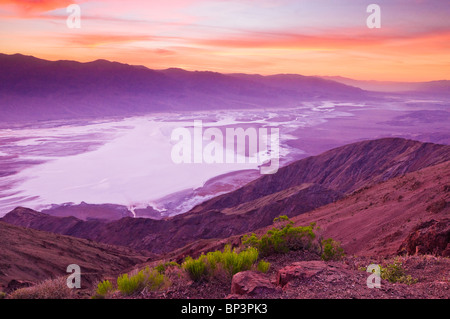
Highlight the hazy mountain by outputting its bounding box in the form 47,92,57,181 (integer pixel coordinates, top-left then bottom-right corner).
321,76,450,94
42,202,133,221
0,53,366,123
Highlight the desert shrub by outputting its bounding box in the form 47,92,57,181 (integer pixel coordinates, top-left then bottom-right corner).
205,250,222,272
218,246,259,276
144,268,167,291
183,245,262,281
257,260,271,273
155,261,180,274
117,271,145,296
117,267,168,296
242,216,319,256
95,280,114,297
183,256,208,281
321,238,345,261
380,259,417,285
9,277,73,299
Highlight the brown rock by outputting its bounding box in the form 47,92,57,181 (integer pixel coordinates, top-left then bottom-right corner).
397,219,450,257
231,271,276,296
277,261,327,286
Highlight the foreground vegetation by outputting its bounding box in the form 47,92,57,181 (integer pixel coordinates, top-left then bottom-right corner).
94,244,269,297
242,215,345,261
380,258,418,285
183,245,266,281
94,215,348,297
6,215,352,299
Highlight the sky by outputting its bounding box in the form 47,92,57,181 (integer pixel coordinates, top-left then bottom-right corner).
0,0,449,81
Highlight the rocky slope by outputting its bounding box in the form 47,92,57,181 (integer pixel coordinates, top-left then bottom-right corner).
139,253,449,299
247,160,450,258
0,221,151,292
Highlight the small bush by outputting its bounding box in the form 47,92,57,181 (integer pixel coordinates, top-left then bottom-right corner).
117,271,145,296
321,238,345,261
117,267,168,296
242,216,319,256
183,256,208,281
257,260,270,273
95,280,114,297
182,245,262,281
9,277,73,299
144,268,167,291
218,245,259,276
0,291,6,299
380,259,417,285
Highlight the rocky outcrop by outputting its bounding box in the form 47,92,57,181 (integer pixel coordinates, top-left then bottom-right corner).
397,219,450,257
277,261,327,286
230,271,277,296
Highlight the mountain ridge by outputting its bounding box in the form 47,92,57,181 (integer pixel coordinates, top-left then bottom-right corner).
0,53,365,123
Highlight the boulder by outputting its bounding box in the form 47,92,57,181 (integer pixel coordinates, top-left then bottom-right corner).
231,271,276,296
277,260,327,286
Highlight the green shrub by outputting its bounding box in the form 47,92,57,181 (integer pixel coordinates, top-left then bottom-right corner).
380,259,417,285
183,256,208,281
182,245,261,281
206,250,222,272
257,260,270,273
117,271,145,296
219,246,259,276
321,238,345,261
144,267,167,290
117,267,168,296
242,216,319,256
96,280,114,297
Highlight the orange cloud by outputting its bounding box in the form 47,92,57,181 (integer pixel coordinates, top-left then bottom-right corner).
67,34,154,47
194,29,450,53
0,0,73,13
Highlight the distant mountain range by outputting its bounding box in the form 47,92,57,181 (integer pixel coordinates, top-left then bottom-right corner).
320,76,450,94
1,53,367,123
2,53,448,124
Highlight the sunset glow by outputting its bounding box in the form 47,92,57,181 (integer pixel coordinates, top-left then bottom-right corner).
1,0,449,81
